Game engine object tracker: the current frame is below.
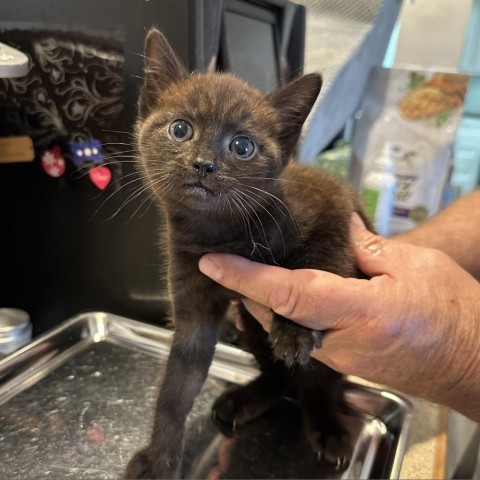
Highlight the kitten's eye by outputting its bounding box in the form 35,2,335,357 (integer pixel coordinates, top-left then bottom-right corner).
229,136,255,159
169,120,193,141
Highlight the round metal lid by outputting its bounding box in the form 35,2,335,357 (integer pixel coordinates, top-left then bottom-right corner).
0,308,31,333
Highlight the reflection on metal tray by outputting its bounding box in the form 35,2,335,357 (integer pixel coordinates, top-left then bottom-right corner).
0,312,412,479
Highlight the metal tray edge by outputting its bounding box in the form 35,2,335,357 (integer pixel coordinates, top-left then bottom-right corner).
0,311,413,479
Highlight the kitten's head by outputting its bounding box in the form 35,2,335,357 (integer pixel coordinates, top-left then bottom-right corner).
136,28,321,215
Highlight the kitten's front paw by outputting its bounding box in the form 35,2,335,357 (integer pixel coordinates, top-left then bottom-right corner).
125,447,178,479
269,316,322,367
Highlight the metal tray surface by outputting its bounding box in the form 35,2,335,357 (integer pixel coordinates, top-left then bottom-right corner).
0,312,412,479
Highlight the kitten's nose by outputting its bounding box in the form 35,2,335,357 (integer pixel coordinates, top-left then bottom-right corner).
192,158,217,176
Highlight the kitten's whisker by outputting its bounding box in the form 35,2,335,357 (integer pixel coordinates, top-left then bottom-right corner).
137,197,156,220
99,155,137,162
233,188,270,246
233,188,284,264
237,175,325,191
90,175,149,220
101,142,135,147
99,158,137,165
90,171,142,196
75,160,138,179
232,190,270,264
239,183,303,238
123,176,174,223
229,194,250,235
107,178,167,222
236,187,288,256
102,152,137,159
230,193,258,256
224,196,242,232
236,176,346,206
101,129,136,138
240,185,287,218
124,189,155,223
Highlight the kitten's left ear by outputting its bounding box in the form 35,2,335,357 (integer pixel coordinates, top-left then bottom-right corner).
139,28,188,118
266,73,322,161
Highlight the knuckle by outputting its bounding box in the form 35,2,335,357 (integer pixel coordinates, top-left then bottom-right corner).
359,232,386,251
410,247,453,275
424,248,450,265
269,281,300,318
230,274,244,294
223,267,245,295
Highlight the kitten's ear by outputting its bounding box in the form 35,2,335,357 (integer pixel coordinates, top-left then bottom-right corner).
266,73,322,161
139,28,188,118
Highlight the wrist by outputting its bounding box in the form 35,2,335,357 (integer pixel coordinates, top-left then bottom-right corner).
434,294,480,422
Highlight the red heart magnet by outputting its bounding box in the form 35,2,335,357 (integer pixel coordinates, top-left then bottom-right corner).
89,165,111,190
41,147,66,178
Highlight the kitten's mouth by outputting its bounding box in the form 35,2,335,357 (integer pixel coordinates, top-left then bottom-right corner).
183,182,215,197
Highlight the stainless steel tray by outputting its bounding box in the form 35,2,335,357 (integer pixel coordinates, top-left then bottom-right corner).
0,312,412,479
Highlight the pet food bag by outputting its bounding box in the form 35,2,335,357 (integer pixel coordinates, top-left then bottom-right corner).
351,68,469,234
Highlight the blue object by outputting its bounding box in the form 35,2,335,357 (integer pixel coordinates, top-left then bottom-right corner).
70,140,104,167
459,0,480,74
452,116,480,194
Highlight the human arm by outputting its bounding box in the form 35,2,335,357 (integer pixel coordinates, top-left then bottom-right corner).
198,215,480,422
394,189,480,280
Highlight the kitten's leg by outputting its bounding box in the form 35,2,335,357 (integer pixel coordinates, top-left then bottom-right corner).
212,369,292,435
269,313,323,367
126,289,229,479
296,364,352,471
212,303,293,434
267,311,352,469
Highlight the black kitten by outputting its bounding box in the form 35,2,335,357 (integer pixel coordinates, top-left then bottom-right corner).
126,28,369,479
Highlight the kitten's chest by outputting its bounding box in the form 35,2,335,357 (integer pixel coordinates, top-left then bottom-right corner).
166,211,299,266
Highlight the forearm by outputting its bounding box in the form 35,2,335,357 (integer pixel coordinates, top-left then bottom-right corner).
440,334,480,424
393,189,480,279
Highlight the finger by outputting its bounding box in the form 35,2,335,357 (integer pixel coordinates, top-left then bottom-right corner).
306,328,355,374
310,347,349,375
351,213,417,278
242,298,273,332
199,254,299,315
199,254,367,329
233,304,245,332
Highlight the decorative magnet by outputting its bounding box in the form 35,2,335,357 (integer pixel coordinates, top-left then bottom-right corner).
41,146,66,177
89,165,111,190
70,140,104,167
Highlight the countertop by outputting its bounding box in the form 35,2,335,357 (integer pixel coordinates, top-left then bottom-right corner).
350,376,448,479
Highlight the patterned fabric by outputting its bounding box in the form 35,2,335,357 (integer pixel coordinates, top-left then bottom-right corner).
0,29,125,164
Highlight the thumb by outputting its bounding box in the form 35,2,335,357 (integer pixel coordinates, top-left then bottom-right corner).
351,213,404,278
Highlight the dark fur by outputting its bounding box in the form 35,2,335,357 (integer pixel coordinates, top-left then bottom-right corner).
126,29,369,479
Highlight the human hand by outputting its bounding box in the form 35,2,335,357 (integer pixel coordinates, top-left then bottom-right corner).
199,214,480,421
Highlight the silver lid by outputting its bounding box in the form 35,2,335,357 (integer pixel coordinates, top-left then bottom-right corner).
0,308,31,333
0,42,29,78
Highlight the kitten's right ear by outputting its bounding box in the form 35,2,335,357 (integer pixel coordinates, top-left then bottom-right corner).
139,28,188,118
266,73,322,162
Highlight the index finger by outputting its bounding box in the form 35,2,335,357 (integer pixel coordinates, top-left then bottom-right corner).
198,253,368,329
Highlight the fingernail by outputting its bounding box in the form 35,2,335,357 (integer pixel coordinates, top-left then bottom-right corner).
199,256,223,281
350,213,367,245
